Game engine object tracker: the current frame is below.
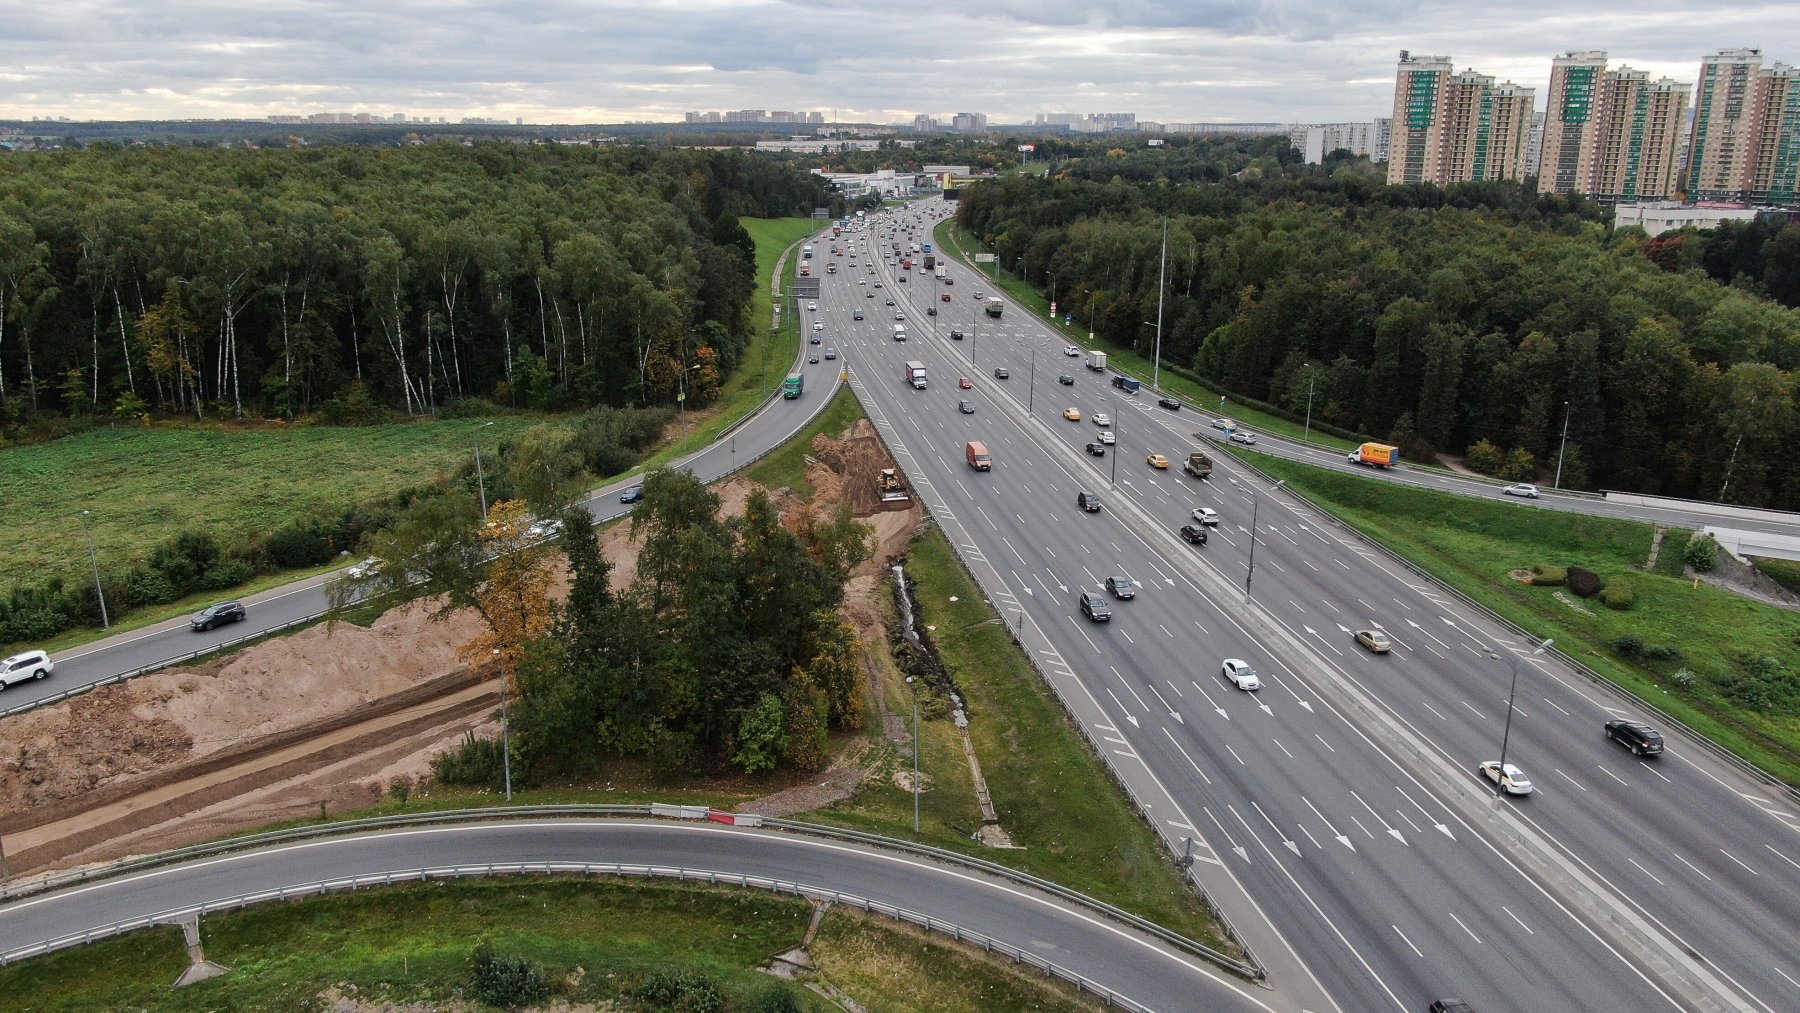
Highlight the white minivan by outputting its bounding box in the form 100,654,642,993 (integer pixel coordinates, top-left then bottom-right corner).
1,649,53,689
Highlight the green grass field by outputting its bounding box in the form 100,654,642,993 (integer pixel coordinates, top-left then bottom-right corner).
744,384,861,495
0,878,1098,1012
1241,449,1800,785
0,417,552,579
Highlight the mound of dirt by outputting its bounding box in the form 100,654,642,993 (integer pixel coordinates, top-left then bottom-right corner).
812,417,909,515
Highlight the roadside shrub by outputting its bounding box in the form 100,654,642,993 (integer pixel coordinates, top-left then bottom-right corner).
1528,563,1567,586
1644,644,1683,662
1566,566,1606,598
1685,534,1719,572
469,940,549,1007
1598,583,1636,610
1464,439,1503,474
200,558,254,591
1610,634,1645,658
744,984,806,1013
265,526,333,569
431,731,507,787
126,567,177,607
1499,447,1538,482
1670,668,1697,689
637,965,723,1013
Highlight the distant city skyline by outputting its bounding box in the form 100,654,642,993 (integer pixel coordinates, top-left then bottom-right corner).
3,2,1796,125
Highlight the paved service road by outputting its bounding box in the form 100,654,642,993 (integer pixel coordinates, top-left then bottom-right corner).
0,820,1275,1013
838,201,1795,1012
13,308,843,714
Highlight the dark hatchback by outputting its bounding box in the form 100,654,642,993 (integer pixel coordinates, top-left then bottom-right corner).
191,601,246,632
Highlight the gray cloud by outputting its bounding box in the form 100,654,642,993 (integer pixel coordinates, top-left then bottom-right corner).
0,1,1795,125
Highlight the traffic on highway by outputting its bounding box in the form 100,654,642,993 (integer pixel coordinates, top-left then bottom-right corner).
822,199,1797,1012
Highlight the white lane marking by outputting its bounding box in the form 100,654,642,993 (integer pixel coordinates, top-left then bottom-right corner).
1501,906,1534,934
1671,852,1713,881
1556,769,1588,792
1628,858,1667,886
1719,849,1759,876
1447,910,1483,944
1391,924,1424,958
1162,728,1213,786
1596,765,1629,787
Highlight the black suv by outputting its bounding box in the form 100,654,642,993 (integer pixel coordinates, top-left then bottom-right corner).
1427,1001,1476,1013
191,601,247,632
1605,719,1664,756
1079,591,1112,622
1085,443,1106,457
1078,491,1101,512
1179,524,1209,546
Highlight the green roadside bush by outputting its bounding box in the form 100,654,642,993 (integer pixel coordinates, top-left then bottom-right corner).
1566,566,1606,598
1529,563,1567,585
469,940,550,1007
1599,582,1636,609
1685,534,1720,572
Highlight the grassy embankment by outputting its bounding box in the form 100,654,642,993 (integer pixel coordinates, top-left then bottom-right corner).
0,878,1099,1012
1237,448,1800,785
934,218,1368,457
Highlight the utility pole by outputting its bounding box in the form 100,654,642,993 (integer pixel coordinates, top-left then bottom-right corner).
1303,368,1318,445
80,509,109,630
1153,218,1167,391
492,649,513,801
1493,639,1554,798
473,421,495,519
1554,401,1572,489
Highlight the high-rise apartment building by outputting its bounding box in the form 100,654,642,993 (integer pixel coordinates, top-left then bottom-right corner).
1687,49,1764,200
1387,54,1533,185
1538,52,1689,202
951,112,987,132
1748,62,1800,204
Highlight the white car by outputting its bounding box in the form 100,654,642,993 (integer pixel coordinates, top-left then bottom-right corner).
1064,345,1081,356
1229,430,1257,445
1210,417,1235,431
0,649,53,689
347,556,383,579
527,518,564,542
1221,659,1261,691
1192,506,1220,525
1093,414,1112,427
1502,483,1541,499
1099,430,1115,445
1478,761,1535,796
807,302,818,311
812,321,824,331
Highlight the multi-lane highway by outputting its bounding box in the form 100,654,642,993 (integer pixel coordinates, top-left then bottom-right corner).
0,820,1274,1013
9,205,1800,1011
824,200,1799,1012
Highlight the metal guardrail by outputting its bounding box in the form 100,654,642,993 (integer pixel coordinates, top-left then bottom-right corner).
0,803,1230,999
1219,438,1800,806
0,860,1150,1009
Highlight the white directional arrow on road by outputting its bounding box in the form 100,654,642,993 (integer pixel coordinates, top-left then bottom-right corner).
1303,796,1356,852
1250,800,1303,857
1408,617,1456,652
1147,682,1184,724
1396,785,1456,841
1190,680,1231,720
1304,624,1345,657
1352,790,1408,846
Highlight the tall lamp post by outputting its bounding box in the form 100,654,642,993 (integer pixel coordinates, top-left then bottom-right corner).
1231,477,1286,601
905,675,920,833
1554,401,1572,489
79,509,109,630
473,421,496,519
1302,365,1317,445
1489,638,1554,797
1027,345,1036,413
1085,289,1095,342
1105,397,1120,488
491,648,514,801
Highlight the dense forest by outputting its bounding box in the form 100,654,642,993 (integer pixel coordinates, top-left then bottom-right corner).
0,142,832,434
958,164,1800,508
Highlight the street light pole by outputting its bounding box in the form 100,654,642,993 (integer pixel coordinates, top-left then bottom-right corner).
1493,638,1554,798
79,509,109,630
1303,366,1317,446
1028,345,1036,413
1554,401,1572,489
1085,289,1095,342
492,648,513,802
1234,478,1286,601
473,421,495,519
1153,218,1167,391
906,675,920,833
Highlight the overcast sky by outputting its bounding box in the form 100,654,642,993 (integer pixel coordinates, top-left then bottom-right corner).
3,1,1796,125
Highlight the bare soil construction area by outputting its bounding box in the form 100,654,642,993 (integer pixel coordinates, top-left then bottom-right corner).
0,418,919,878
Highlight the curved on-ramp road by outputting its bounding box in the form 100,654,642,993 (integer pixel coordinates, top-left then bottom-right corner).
0,819,1275,1013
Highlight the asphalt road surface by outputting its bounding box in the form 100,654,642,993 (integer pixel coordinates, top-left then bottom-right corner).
0,820,1275,1013
830,200,1795,1012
